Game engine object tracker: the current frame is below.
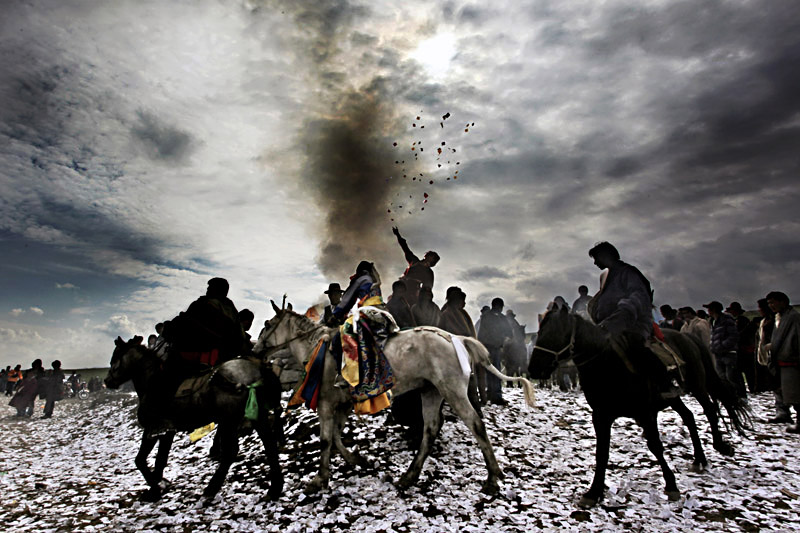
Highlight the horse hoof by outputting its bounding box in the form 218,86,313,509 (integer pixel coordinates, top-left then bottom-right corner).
481,479,499,495
689,463,706,473
267,486,283,501
140,487,162,502
714,441,734,457
304,476,327,495
666,490,681,501
578,495,599,508
395,474,416,491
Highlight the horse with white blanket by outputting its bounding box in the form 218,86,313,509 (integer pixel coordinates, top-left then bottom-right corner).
255,301,536,495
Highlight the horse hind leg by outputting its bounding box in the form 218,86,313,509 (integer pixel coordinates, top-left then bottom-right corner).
439,383,503,495
669,398,708,472
333,403,367,467
255,420,284,501
203,424,239,500
696,392,734,456
640,415,680,501
397,387,444,491
305,396,335,494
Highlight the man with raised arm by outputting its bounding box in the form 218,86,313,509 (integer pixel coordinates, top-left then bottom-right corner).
392,226,440,306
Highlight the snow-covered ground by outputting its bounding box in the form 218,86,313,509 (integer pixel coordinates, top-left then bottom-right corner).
1,386,799,532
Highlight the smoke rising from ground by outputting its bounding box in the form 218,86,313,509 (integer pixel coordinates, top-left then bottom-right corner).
265,0,417,280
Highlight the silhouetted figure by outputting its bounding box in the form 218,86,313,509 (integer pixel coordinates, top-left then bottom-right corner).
411,286,442,327
572,285,591,320
478,298,513,405
679,307,711,347
756,298,788,423
42,360,65,419
766,291,800,433
9,359,44,417
386,280,416,329
659,305,684,331
6,364,22,396
705,301,745,399
392,226,440,306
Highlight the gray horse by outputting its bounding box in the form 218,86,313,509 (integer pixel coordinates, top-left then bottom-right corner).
104,336,283,502
255,303,536,495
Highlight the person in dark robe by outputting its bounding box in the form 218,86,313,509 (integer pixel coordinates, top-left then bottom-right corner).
9,359,45,417
478,298,513,405
440,287,477,337
411,285,442,327
392,226,440,306
42,360,65,419
386,279,416,329
588,241,676,398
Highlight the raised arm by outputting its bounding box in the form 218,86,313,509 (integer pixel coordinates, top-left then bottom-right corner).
393,226,420,264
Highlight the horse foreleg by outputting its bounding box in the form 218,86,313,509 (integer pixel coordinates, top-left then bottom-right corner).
441,385,503,495
135,435,159,487
696,393,733,456
255,420,284,501
640,415,680,501
136,434,170,502
203,424,238,499
398,388,443,491
670,398,707,471
306,397,334,494
580,412,611,508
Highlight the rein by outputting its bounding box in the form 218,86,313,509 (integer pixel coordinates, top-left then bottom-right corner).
532,315,604,368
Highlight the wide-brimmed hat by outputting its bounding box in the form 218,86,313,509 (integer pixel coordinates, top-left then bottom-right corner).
324,283,344,294
703,301,723,312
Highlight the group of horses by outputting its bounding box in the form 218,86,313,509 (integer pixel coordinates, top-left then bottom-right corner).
105,299,750,508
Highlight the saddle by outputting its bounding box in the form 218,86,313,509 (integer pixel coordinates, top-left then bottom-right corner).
174,369,215,399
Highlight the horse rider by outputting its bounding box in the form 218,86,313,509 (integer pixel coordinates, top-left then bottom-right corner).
326,261,384,387
588,241,677,398
322,283,345,325
392,226,440,306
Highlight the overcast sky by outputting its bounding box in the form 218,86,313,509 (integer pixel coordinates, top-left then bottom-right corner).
2,0,799,369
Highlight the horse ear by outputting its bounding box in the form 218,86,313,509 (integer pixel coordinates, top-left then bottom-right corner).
115,336,124,347
271,299,281,314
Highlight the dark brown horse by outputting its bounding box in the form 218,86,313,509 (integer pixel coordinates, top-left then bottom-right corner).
528,306,750,508
104,336,283,502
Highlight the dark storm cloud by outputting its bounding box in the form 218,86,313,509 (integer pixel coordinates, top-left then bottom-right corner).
131,111,194,163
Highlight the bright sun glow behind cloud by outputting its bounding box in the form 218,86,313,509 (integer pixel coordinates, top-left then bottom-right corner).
410,33,457,78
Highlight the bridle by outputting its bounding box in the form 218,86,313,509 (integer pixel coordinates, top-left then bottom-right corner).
258,311,326,355
532,315,577,362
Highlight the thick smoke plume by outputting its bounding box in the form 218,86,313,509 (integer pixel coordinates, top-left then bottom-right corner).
267,0,416,280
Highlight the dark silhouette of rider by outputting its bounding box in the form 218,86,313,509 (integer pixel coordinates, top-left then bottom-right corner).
392,227,440,306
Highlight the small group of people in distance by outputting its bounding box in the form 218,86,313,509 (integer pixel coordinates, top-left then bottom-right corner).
6,359,65,418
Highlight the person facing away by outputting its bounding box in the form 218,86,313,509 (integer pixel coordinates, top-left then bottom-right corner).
42,360,65,419
659,305,684,331
478,297,513,405
239,308,256,354
704,300,746,399
386,279,416,329
392,226,440,305
322,283,345,325
572,285,592,320
9,359,45,417
679,306,711,348
177,277,247,364
412,285,442,327
766,291,800,433
440,287,477,337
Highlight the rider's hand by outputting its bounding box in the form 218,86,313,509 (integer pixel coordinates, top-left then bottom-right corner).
392,226,400,237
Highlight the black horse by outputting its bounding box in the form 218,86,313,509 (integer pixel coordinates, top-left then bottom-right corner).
104,336,284,502
528,306,750,508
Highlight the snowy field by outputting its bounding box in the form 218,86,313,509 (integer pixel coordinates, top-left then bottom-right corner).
2,386,799,532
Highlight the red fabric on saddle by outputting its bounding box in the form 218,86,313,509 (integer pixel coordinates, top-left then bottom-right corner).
179,348,219,367
652,322,665,342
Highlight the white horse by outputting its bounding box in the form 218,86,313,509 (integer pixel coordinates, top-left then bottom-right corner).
255,302,535,494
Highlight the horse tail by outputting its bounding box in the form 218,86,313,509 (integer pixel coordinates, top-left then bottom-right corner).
462,337,537,408
693,337,752,435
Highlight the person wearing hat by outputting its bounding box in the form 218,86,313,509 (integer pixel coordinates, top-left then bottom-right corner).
704,300,746,399
765,291,800,432
323,283,345,326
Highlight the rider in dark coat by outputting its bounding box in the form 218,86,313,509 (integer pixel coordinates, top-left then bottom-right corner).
392,227,439,306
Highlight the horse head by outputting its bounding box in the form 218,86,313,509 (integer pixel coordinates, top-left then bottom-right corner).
104,335,145,389
528,304,573,379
